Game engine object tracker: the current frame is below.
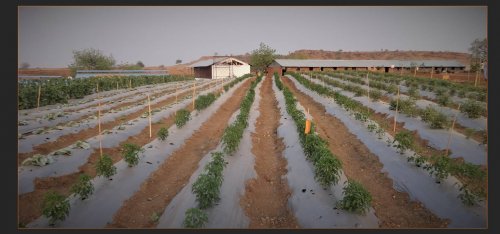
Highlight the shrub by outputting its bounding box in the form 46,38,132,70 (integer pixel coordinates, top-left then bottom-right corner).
175,109,191,128
41,191,70,226
393,130,414,154
70,174,94,200
157,127,169,141
461,100,485,119
338,180,372,214
122,143,144,167
183,208,208,228
458,90,466,98
95,154,116,178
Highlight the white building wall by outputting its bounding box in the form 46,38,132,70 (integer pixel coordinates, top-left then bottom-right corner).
211,64,250,79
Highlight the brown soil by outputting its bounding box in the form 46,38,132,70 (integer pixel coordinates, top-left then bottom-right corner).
239,75,300,228
282,76,449,228
18,83,224,226
18,82,211,166
107,78,253,228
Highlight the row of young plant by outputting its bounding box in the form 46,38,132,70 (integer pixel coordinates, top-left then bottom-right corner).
307,72,485,133
183,75,262,228
18,75,194,110
275,73,372,214
314,71,486,119
288,72,486,206
35,78,238,227
328,70,486,103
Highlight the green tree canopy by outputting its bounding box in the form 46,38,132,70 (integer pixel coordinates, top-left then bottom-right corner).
250,42,277,73
136,61,145,67
469,38,487,72
68,48,116,76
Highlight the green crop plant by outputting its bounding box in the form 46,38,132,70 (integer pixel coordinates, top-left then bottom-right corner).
458,184,482,206
407,153,427,168
393,130,414,154
369,90,382,101
367,123,377,132
338,180,372,214
408,86,420,99
436,93,451,107
122,143,144,167
192,152,226,209
461,100,485,119
70,174,94,200
183,208,208,228
424,155,452,183
389,98,418,117
421,106,450,129
157,127,169,141
175,109,191,128
195,93,218,111
41,191,70,226
95,154,117,178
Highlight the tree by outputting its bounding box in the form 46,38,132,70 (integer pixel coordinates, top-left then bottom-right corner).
136,61,145,67
68,48,116,76
469,38,487,72
20,62,30,69
250,42,277,74
176,59,182,64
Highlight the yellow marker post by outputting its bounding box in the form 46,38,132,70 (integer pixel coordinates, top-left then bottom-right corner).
445,104,461,156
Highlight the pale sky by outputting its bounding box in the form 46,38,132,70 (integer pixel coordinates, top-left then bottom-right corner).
18,6,487,68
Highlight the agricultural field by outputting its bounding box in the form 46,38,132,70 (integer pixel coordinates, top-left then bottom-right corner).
17,72,487,229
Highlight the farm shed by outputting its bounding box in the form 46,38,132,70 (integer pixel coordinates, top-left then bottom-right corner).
75,70,168,79
189,57,251,79
268,59,465,76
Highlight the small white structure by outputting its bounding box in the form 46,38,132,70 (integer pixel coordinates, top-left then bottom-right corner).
189,57,251,79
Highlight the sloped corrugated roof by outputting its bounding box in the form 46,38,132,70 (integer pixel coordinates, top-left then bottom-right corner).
273,59,464,68
189,57,249,67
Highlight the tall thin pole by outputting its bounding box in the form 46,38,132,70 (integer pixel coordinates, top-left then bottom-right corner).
37,80,41,111
431,67,434,79
175,83,178,104
148,94,152,138
366,72,370,100
474,70,479,87
445,104,461,156
192,81,196,109
97,82,103,158
393,85,400,133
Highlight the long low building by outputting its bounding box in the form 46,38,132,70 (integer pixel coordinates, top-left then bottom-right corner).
75,70,168,79
267,59,465,75
189,57,251,79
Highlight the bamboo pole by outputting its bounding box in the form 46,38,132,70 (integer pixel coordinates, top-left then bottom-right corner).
474,70,479,87
37,82,41,111
393,85,400,133
444,104,461,156
97,82,103,157
129,79,132,89
192,81,196,109
148,94,152,138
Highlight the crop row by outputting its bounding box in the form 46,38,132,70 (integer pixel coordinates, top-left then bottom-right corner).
18,75,194,110
183,75,261,228
276,73,372,214
288,72,486,205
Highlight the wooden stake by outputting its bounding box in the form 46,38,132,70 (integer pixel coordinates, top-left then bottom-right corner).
431,67,434,79
474,70,479,87
129,79,132,89
148,94,152,138
37,82,41,111
366,72,370,101
445,104,461,156
97,82,103,157
192,82,196,109
175,83,178,104
414,67,417,77
393,85,400,133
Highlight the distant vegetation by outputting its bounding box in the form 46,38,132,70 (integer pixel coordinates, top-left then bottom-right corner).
68,48,116,76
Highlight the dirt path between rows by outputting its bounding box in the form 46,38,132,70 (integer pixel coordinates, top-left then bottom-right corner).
239,75,300,228
18,83,211,166
106,78,253,228
282,76,449,228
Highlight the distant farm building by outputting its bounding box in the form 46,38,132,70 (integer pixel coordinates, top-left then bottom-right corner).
75,70,168,79
268,59,465,76
189,57,251,79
